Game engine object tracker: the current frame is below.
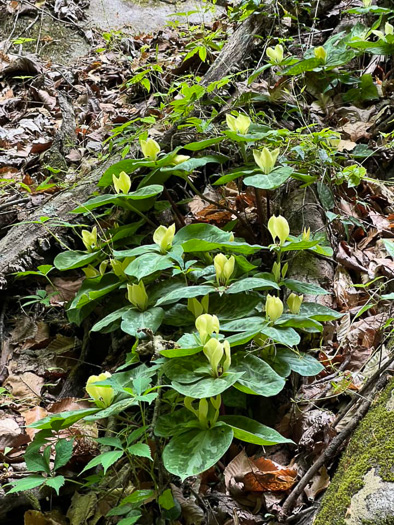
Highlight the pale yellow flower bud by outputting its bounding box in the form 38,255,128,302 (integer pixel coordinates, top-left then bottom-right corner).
222,340,231,373
266,44,284,64
198,398,209,427
111,257,133,280
268,215,290,245
272,261,281,282
171,154,190,165
112,171,131,194
226,113,251,135
153,223,176,254
82,226,98,252
86,372,115,409
195,314,219,345
385,22,394,35
127,281,148,311
82,265,100,278
140,137,160,160
362,0,372,6
203,338,224,376
314,46,327,62
266,294,284,323
287,293,303,314
214,253,235,285
253,147,280,174
302,227,311,241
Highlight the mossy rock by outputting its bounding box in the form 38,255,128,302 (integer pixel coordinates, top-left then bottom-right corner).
315,378,394,525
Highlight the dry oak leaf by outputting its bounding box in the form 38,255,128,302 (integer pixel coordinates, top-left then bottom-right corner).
242,457,297,493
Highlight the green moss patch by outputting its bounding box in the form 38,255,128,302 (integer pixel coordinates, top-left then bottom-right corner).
315,379,394,525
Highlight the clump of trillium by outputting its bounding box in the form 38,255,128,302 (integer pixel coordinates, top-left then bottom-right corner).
195,314,231,378
86,371,115,409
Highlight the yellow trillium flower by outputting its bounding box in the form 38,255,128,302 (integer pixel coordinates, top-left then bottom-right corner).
266,44,284,64
82,226,98,252
214,253,235,285
362,0,372,5
268,215,290,245
203,338,231,376
195,313,220,345
86,372,115,409
140,137,161,160
127,281,148,311
314,46,327,62
266,294,284,323
226,113,251,135
153,223,176,254
113,171,131,194
287,293,303,314
253,147,280,174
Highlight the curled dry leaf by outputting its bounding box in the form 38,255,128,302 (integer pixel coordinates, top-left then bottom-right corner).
242,457,297,493
304,466,330,501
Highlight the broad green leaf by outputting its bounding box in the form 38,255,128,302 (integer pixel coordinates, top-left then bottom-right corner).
127,443,153,460
276,315,323,332
163,424,233,480
221,316,265,332
280,239,320,252
99,159,157,187
46,476,65,495
124,253,174,279
226,330,260,346
232,354,285,396
114,244,158,258
260,325,301,347
54,250,100,271
161,155,228,173
7,476,45,494
283,57,323,75
209,292,262,320
264,348,323,377
226,277,279,294
28,408,100,430
117,513,142,525
155,285,215,306
174,224,232,245
54,438,74,470
171,373,243,398
220,415,293,445
81,450,124,474
120,489,155,505
154,408,195,438
159,488,176,510
184,137,224,151
84,398,139,420
300,302,343,321
162,354,210,384
121,307,164,337
68,274,120,311
244,166,293,190
71,185,163,213
282,279,329,295
25,444,50,474
91,306,131,332
181,239,263,254
96,437,123,449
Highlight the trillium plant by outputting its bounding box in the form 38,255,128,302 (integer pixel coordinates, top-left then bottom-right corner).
10,118,340,514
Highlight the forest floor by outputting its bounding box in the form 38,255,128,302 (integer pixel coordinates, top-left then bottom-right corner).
0,0,394,524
